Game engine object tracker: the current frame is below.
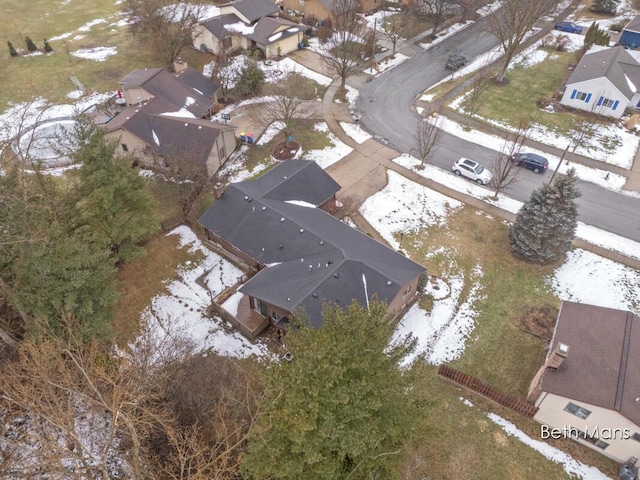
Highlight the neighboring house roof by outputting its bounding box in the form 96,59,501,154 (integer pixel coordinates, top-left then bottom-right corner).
540,301,640,425
245,16,303,46
623,14,640,34
119,67,219,118
106,99,234,165
566,46,640,101
198,160,426,326
199,13,241,39
221,0,280,23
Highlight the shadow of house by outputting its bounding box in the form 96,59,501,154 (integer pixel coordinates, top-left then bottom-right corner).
193,0,304,58
104,65,236,177
528,301,640,464
199,160,426,338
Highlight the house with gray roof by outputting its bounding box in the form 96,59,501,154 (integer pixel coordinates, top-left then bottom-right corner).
620,15,640,50
199,160,426,337
104,64,236,177
281,0,378,23
559,46,640,118
192,0,304,58
528,301,640,464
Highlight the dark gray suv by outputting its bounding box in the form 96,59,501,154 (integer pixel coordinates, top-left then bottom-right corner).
511,152,548,174
446,54,467,70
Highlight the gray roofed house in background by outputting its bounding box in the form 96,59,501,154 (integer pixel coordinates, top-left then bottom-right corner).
245,16,303,46
222,0,281,23
199,13,242,40
199,160,426,328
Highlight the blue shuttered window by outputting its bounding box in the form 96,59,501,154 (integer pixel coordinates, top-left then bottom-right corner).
585,93,592,103
597,96,604,106
571,89,577,99
613,100,619,110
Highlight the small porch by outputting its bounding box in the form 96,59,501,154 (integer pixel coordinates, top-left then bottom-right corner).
211,288,271,341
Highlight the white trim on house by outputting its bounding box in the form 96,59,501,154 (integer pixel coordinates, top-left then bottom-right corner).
560,78,629,119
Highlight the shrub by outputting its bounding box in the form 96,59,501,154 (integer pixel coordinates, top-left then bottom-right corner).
25,36,37,52
8,41,18,57
609,22,624,32
234,61,265,97
43,39,53,53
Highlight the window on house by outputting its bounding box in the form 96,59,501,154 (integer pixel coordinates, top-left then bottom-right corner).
564,402,591,419
219,146,226,159
271,310,280,321
632,432,640,442
575,91,588,101
121,144,129,152
601,98,615,108
403,284,412,296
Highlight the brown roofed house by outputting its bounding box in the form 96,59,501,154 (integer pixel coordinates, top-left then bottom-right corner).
104,65,236,178
528,301,640,464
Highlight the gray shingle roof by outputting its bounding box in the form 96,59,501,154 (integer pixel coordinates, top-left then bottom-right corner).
566,46,640,100
540,301,640,425
624,14,640,34
245,16,303,46
200,13,241,39
225,0,280,23
198,160,425,326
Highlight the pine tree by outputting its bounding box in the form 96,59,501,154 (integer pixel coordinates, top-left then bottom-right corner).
43,38,53,53
242,300,422,479
25,36,37,52
8,40,18,57
70,117,159,265
583,21,597,49
509,169,581,265
590,0,619,14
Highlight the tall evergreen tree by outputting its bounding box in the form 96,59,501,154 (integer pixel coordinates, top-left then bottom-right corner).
70,117,159,264
509,169,581,265
583,21,597,49
25,36,37,52
8,40,18,57
242,300,422,480
43,38,53,53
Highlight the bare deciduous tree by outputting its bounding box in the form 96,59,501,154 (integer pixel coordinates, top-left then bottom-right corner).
412,0,454,38
126,0,205,69
211,52,240,101
490,119,529,199
413,109,444,168
463,65,493,122
319,0,367,90
261,73,315,143
487,0,556,84
382,13,405,54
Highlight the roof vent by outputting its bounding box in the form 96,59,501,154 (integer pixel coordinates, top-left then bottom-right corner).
299,228,304,233
333,273,339,278
300,258,304,262
319,240,324,245
309,264,312,269
184,123,188,126
328,260,333,265
198,125,202,129
386,280,392,286
261,247,265,252
280,217,285,222
547,342,569,370
262,206,266,211
244,196,252,203
279,244,283,249
287,297,291,302
312,292,318,298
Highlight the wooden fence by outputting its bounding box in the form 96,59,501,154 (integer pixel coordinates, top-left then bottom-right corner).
437,365,538,418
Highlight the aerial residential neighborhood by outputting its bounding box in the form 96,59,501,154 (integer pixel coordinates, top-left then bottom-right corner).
2,0,640,478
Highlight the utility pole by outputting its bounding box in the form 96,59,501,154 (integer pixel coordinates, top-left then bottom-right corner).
370,18,376,75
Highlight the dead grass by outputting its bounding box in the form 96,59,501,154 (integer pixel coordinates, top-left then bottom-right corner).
113,233,203,346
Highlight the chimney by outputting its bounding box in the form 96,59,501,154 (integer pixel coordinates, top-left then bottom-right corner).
214,181,226,199
546,342,569,370
173,57,188,73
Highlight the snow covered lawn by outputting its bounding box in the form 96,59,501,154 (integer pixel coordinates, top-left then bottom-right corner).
128,226,268,365
340,121,371,144
302,122,353,169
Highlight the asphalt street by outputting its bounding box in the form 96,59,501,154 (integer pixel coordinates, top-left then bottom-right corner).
356,18,640,243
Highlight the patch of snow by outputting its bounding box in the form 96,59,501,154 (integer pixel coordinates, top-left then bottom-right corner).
344,85,359,106
226,21,255,35
487,413,612,480
193,87,204,95
71,46,117,61
78,18,107,32
160,108,196,118
49,32,73,41
285,200,316,208
152,129,160,146
360,170,462,249
460,397,474,407
302,122,353,169
257,121,284,145
511,47,548,69
419,21,475,50
576,223,640,261
549,249,640,315
476,0,503,16
128,226,268,366
66,89,84,100
73,34,86,41
184,96,195,107
260,57,332,86
340,121,371,144
221,290,243,317
268,31,283,42
625,73,638,94
368,52,409,76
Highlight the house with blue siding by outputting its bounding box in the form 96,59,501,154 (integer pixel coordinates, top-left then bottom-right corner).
559,46,640,119
620,15,640,49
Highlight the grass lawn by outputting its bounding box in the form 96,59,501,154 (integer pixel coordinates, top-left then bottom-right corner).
0,0,213,109
382,12,433,40
395,207,619,478
469,49,598,136
113,233,204,346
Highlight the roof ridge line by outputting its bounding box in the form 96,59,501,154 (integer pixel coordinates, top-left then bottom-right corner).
614,311,634,412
